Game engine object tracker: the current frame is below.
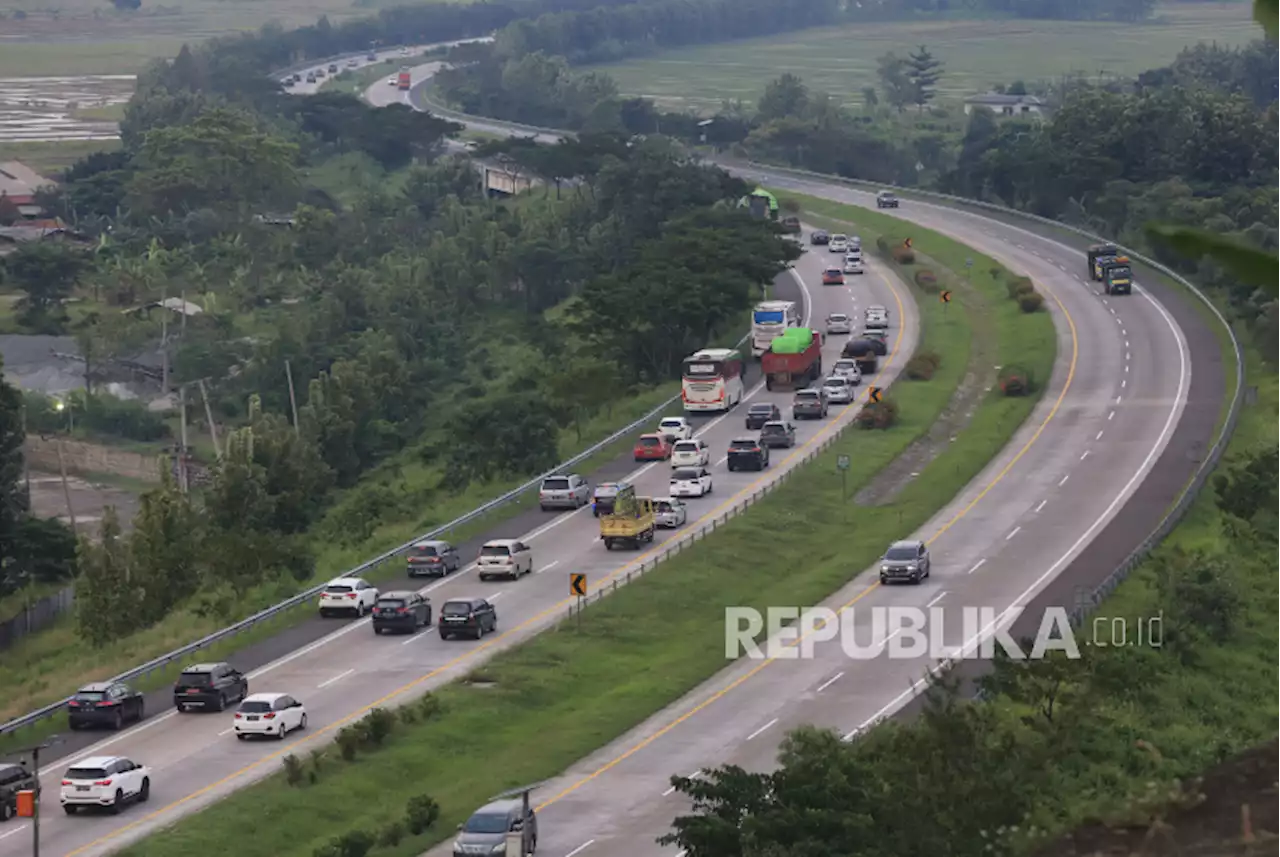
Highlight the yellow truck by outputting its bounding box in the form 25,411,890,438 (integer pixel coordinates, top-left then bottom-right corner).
599,484,655,550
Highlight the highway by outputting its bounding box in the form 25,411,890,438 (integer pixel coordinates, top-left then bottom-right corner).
0,221,918,855
380,69,1203,857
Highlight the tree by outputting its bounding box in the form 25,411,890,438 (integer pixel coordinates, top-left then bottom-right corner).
875,52,913,113
75,507,133,645
127,107,300,217
127,469,202,626
0,194,19,226
757,73,810,122
3,242,89,327
444,392,560,488
861,86,879,108
906,44,944,112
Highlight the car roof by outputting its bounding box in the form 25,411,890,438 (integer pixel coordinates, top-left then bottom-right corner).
327,577,364,586
795,389,820,395
411,539,449,548
639,432,664,438
890,540,924,550
674,438,700,445
730,436,758,443
181,662,226,672
748,402,775,410
659,416,687,423
243,692,288,703
483,538,520,547
828,312,848,318
73,756,124,768
77,681,117,692
475,798,522,815
379,590,418,599
445,596,486,606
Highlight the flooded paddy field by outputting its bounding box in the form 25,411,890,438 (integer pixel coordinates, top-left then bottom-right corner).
0,74,132,143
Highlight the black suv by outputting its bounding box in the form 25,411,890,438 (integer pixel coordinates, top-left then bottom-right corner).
810,229,829,246
744,402,781,430
373,591,432,635
406,539,461,577
726,438,770,471
760,420,797,448
173,662,248,713
0,762,35,822
876,191,899,209
68,681,145,731
438,598,497,640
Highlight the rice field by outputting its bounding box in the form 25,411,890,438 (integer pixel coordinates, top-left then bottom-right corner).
590,2,1260,113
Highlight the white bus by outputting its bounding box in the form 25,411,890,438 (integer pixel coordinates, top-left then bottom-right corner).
750,300,800,357
681,348,746,413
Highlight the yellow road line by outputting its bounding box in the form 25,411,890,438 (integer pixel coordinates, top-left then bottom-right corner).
532,248,1078,812
65,263,908,855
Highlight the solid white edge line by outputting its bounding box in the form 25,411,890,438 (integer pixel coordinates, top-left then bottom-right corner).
317,668,355,690
745,718,778,741
966,558,986,575
564,839,596,857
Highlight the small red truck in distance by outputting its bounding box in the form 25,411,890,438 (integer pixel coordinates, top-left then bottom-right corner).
397,68,412,90
763,327,822,391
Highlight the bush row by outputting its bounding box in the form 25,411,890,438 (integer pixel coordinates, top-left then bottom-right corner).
23,389,171,443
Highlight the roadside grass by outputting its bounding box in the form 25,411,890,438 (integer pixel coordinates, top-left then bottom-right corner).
114,205,1057,857
67,103,127,122
0,139,121,179
588,3,1256,114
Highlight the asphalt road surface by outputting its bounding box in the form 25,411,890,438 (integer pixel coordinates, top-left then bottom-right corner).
378,73,1204,857
0,231,919,857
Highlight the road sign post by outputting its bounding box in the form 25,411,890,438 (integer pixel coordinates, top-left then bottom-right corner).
837,453,851,507
570,573,587,628
940,289,952,322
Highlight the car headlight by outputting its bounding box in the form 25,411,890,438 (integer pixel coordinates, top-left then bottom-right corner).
881,565,890,573
906,564,917,571
491,845,507,855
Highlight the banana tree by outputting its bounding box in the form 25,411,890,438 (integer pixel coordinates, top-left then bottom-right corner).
1143,0,1278,296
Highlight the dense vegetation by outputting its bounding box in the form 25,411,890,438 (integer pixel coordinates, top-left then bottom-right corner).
1,10,797,646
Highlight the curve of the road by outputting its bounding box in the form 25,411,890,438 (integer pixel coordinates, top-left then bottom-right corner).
0,55,1216,857
0,133,922,854
382,67,1214,857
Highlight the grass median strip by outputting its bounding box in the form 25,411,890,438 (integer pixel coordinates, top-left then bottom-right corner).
114,200,1056,857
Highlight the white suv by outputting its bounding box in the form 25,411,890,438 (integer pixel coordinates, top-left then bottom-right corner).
478,539,533,581
657,416,693,441
318,578,379,618
670,438,710,468
60,756,151,815
234,692,307,740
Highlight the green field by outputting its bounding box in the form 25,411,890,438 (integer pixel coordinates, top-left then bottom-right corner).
113,199,1058,857
591,3,1258,113
0,139,121,177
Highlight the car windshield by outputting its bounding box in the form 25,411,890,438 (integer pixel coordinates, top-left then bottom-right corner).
672,469,700,480
832,234,847,241
749,404,773,414
835,361,856,369
178,671,212,685
730,440,757,449
762,423,786,433
481,545,511,557
377,599,405,609
595,486,618,497
824,378,846,387
796,392,818,401
65,767,108,780
542,477,570,490
885,547,918,561
325,584,353,593
464,812,510,834
442,602,473,616
674,442,698,452
412,545,438,557
829,314,848,322
660,420,683,429
239,700,273,713
826,269,840,275
74,690,106,701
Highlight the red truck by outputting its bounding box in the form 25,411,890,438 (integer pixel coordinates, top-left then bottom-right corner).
397,68,412,91
763,327,822,391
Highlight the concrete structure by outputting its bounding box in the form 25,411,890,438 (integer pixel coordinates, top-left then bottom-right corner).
962,93,1048,119
0,161,55,219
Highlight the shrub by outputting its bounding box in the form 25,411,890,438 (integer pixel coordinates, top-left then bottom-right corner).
376,820,406,848
417,692,442,720
1018,291,1045,313
998,366,1035,397
22,389,171,442
989,266,1002,281
330,830,374,857
856,399,899,430
282,753,305,786
913,268,939,292
335,726,361,761
359,707,396,746
891,246,916,265
405,794,441,835
1006,276,1035,299
905,351,941,380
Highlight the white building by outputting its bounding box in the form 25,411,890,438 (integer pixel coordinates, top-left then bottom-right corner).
962,93,1047,119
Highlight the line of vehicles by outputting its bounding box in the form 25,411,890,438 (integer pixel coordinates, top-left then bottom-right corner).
1086,243,1133,295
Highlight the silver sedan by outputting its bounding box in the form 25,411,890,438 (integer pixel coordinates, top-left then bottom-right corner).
821,376,856,404
825,313,852,335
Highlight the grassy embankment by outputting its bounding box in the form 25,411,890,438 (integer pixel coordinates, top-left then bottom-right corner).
591,2,1256,114
114,197,1057,857
0,139,122,178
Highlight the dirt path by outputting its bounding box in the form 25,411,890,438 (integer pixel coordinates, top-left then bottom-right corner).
27,470,143,536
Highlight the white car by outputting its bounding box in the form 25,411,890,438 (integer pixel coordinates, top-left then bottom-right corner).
670,467,713,498
825,313,852,335
233,692,307,740
831,358,863,385
319,578,379,618
658,416,693,442
843,257,864,275
60,756,151,814
478,538,533,581
387,76,398,85
849,235,862,250
670,438,710,468
822,375,856,404
654,497,688,528
346,58,358,67
829,234,848,253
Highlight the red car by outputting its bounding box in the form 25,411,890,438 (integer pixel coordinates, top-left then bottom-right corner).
633,433,673,461
822,267,844,286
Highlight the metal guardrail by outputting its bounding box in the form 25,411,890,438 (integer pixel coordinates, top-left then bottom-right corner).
0,329,750,737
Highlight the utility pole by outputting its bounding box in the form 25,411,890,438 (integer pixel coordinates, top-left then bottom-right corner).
178,384,190,493
55,438,76,533
160,297,169,394
198,379,221,458
284,360,300,437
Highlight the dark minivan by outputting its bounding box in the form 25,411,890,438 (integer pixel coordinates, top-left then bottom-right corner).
372,591,432,635
406,539,461,577
68,681,145,730
173,662,248,712
744,402,781,430
438,598,497,640
454,799,538,857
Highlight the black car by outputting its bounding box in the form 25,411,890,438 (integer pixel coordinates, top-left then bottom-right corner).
173,662,249,713
439,598,497,641
373,591,432,634
810,229,830,246
745,402,781,430
406,539,461,577
68,681,145,731
726,438,770,471
759,420,797,448
0,763,35,822
876,191,899,209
